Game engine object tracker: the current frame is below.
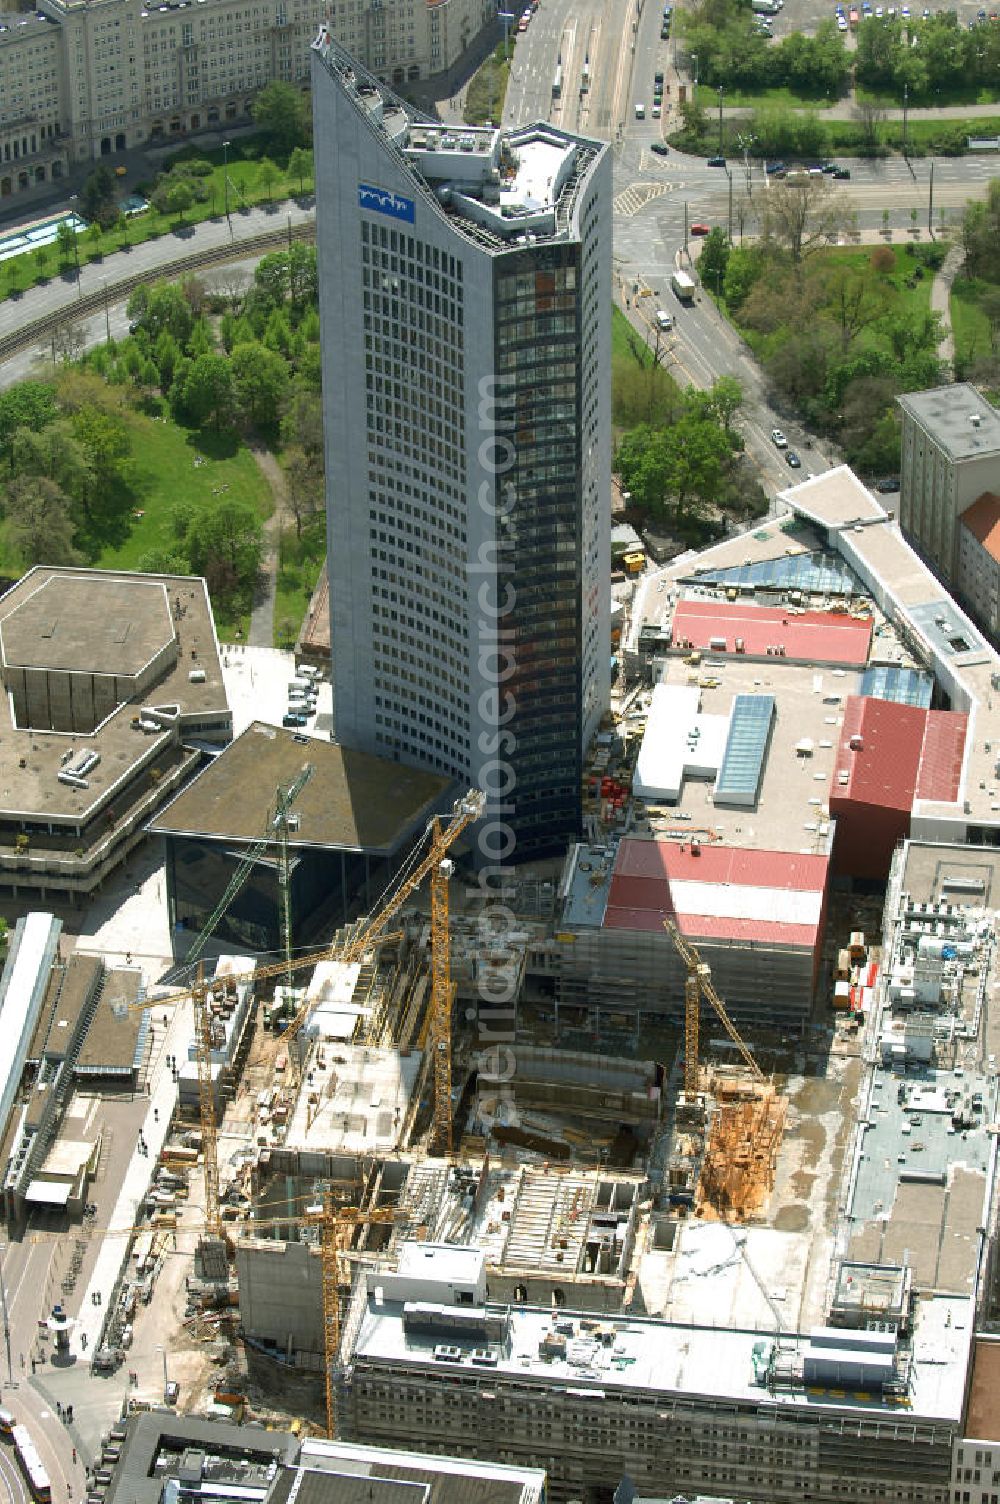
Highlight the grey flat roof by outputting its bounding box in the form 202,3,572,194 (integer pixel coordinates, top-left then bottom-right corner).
0,575,174,677
149,721,452,856
898,385,1000,462
0,568,229,827
352,1291,972,1422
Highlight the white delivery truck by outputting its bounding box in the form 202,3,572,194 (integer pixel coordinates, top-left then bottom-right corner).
671,269,696,303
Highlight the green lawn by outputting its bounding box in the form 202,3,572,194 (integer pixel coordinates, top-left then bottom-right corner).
611,304,682,431
951,276,998,367
697,84,837,110
0,140,312,306
99,409,274,639
815,243,936,323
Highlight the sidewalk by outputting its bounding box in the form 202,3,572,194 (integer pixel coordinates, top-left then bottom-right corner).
930,242,965,371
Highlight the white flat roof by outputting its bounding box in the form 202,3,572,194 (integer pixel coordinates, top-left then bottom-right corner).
397,1241,486,1286
0,912,60,1140
25,1180,71,1206
668,880,823,925
353,1291,972,1423
633,684,729,802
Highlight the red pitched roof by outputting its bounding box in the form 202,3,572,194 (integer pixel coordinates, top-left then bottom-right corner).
830,697,967,812
669,600,872,666
915,710,967,803
960,492,1000,566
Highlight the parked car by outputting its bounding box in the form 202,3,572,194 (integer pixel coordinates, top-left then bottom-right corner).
690,221,711,235
875,475,900,493
770,428,788,448
707,155,727,167
650,141,669,155
832,166,851,179
652,103,661,117
785,450,802,468
766,161,787,176
282,713,307,728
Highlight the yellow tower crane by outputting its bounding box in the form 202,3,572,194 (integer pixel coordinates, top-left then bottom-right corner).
430,829,455,1157
100,1197,405,1438
663,919,764,1092
134,789,485,1241
305,1194,402,1440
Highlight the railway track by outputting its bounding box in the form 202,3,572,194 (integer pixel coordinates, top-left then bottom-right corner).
0,219,316,367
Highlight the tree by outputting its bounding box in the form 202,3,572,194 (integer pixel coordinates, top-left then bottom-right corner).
707,375,743,433
699,228,731,298
821,259,891,345
166,179,195,224
288,147,314,196
55,222,76,269
173,353,235,431
284,445,324,538
853,96,888,157
760,177,848,264
962,180,1000,284
128,282,195,346
2,475,81,566
258,157,279,204
281,387,325,459
252,81,309,154
185,497,263,603
0,382,57,463
80,164,119,230
287,242,318,314
230,341,289,431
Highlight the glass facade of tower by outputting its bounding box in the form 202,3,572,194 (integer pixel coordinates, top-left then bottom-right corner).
493,244,583,851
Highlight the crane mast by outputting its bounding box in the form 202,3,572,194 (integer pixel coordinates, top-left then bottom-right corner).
132,789,485,1246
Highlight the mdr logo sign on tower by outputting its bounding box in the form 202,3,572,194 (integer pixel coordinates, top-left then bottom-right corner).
357,184,416,223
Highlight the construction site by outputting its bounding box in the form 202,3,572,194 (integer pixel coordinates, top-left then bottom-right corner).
8,470,1000,1503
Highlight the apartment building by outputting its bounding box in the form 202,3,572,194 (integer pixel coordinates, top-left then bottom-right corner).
312,36,612,859
0,0,494,198
897,385,1000,592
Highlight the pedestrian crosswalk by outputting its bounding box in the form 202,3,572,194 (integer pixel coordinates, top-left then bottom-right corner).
613,181,669,218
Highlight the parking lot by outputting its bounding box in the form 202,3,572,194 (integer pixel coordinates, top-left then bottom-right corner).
756,0,997,45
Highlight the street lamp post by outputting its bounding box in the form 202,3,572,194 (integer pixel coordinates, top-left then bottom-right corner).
68,196,82,301
0,1246,14,1390
222,139,232,232
718,87,724,155
691,53,698,96
902,83,908,158
156,1344,169,1402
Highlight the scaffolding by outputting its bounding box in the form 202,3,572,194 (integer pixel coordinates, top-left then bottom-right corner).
698,1074,787,1222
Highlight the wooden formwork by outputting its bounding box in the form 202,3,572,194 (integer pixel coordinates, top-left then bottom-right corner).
698,1077,787,1222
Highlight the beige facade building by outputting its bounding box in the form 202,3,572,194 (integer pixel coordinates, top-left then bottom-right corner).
0,0,494,199
898,384,1000,590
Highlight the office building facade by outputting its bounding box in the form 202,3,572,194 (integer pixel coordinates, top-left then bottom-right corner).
313,37,611,858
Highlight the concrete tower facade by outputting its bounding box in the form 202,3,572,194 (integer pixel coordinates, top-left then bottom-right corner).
312,35,611,859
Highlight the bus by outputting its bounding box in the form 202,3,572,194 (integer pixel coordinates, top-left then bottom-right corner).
0,1408,14,1442
552,64,562,98
581,62,590,94
13,1426,51,1503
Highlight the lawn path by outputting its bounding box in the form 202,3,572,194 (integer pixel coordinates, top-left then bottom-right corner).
248,445,290,649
